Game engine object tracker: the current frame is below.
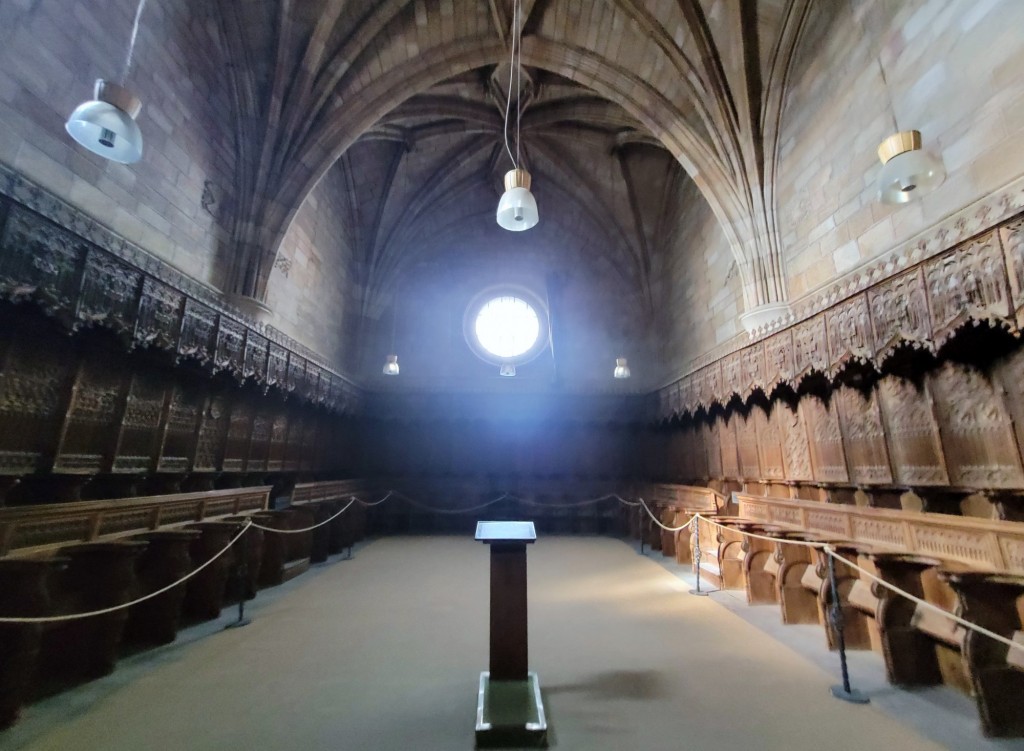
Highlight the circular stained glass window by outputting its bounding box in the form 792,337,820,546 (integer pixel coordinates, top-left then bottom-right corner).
474,296,541,359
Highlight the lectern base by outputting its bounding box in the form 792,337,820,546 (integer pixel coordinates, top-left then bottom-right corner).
475,671,548,748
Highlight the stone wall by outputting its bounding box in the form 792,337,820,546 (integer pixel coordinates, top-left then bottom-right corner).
778,0,1024,300
651,174,743,383
267,165,361,370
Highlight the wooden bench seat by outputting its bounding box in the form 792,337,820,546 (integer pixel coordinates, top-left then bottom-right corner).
733,491,1024,736
0,486,271,728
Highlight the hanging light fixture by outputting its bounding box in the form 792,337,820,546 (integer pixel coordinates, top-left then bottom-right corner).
613,358,631,379
499,363,516,377
496,0,538,232
65,0,148,164
876,130,945,205
382,291,400,376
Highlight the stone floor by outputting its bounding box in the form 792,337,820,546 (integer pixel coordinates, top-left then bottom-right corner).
2,535,1021,751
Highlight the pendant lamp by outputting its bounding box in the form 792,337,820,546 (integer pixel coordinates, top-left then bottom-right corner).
66,80,144,164
613,358,631,379
497,168,539,231
499,363,516,377
496,0,538,231
66,0,148,164
876,130,945,205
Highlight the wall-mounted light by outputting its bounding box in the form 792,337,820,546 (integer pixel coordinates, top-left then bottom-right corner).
382,354,400,376
499,363,516,377
66,0,148,164
876,130,945,205
613,357,631,379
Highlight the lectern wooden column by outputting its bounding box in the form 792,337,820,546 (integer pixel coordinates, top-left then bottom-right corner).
475,521,547,748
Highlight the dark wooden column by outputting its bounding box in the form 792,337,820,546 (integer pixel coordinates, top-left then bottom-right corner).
476,521,536,682
489,541,529,680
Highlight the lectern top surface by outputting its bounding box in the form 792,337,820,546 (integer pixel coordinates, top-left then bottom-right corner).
475,521,537,542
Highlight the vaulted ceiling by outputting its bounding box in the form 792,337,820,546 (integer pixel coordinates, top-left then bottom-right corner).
213,0,814,325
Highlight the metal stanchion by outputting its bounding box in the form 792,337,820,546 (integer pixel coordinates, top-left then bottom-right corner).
826,552,868,703
637,503,645,555
225,527,252,630
689,516,709,596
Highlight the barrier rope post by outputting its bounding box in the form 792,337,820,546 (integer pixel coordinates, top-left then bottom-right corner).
826,551,868,704
689,515,709,597
637,502,645,555
225,526,252,630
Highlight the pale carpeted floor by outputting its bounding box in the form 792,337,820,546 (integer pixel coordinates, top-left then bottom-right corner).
1,536,1016,751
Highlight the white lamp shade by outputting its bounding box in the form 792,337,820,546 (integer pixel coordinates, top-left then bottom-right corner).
383,354,399,375
497,186,539,231
499,363,516,377
613,357,631,379
66,99,143,164
877,148,944,205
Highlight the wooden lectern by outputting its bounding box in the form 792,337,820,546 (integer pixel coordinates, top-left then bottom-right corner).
475,521,547,748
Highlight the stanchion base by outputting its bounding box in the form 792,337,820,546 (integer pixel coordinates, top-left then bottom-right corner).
688,589,710,597
224,617,252,630
475,671,547,748
829,685,869,704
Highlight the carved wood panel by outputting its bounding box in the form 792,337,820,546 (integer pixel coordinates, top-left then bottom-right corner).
178,300,217,364
876,376,949,487
736,411,761,479
75,248,141,335
246,411,271,471
778,403,813,482
925,233,1012,346
134,278,184,350
704,421,722,478
754,406,785,480
194,395,229,472
300,415,319,472
244,332,269,382
763,330,795,388
158,386,201,473
999,219,1024,328
835,386,892,485
267,343,288,388
54,359,127,473
111,374,166,473
793,314,828,379
214,318,245,378
802,397,848,483
868,267,931,361
723,352,743,398
928,362,1024,489
283,413,305,472
825,294,873,375
222,401,253,472
719,415,740,479
0,335,74,474
0,206,86,315
266,412,289,471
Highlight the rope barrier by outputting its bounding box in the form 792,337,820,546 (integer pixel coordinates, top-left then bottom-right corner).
824,545,1024,656
0,522,253,624
351,491,394,507
687,512,1024,657
249,499,357,535
637,497,697,532
696,514,826,549
515,492,625,509
391,490,512,515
